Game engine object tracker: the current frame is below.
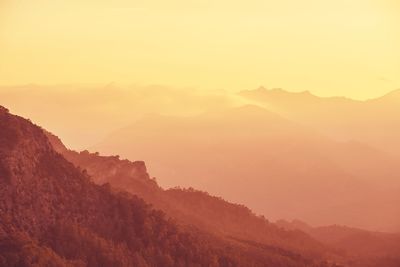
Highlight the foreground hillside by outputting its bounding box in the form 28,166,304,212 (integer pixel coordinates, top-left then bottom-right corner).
47,127,400,267
47,132,332,259
0,106,339,267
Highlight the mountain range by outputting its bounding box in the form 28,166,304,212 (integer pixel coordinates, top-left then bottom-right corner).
1,85,400,266
1,105,400,266
93,103,400,231
239,87,400,156
46,126,400,266
1,106,343,267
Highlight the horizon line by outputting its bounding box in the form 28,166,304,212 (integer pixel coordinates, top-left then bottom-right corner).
0,82,399,102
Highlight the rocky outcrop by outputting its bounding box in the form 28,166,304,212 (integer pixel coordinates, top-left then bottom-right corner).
46,131,160,197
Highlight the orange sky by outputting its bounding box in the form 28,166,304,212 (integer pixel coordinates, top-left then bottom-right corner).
1,0,399,99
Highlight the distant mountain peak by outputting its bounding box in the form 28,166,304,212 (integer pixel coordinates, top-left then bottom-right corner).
374,88,400,100
239,87,362,105
243,87,317,98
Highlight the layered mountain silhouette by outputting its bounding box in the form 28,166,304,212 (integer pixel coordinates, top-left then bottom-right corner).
93,104,400,231
46,129,400,266
1,106,346,266
1,83,400,266
0,84,238,149
46,132,330,257
277,219,400,266
239,87,400,157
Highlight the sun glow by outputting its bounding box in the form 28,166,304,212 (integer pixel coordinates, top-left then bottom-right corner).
1,0,399,99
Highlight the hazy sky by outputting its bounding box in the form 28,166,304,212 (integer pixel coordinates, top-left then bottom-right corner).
1,0,399,99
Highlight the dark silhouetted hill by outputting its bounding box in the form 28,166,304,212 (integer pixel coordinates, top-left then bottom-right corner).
47,127,399,267
46,130,332,260
0,106,339,267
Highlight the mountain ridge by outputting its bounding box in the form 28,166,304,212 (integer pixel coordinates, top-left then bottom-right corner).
2,105,338,267
240,86,400,102
44,121,400,267
92,104,400,231
46,129,333,259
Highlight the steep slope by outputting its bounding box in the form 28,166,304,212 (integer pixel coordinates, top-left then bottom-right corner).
46,132,332,260
47,127,400,267
0,106,337,267
92,105,400,231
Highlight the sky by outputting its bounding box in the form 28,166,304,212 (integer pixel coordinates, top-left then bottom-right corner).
1,0,399,99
